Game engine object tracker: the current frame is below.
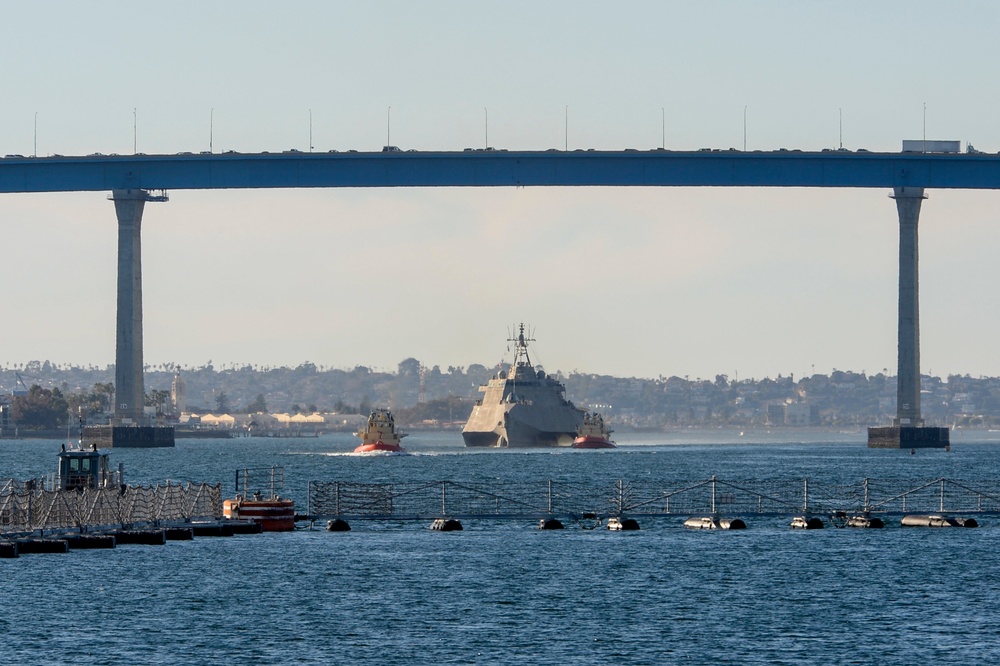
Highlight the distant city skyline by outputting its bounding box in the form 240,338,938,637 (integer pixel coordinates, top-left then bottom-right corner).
2,2,1000,379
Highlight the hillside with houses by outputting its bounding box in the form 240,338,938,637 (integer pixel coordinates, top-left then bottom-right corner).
2,359,999,434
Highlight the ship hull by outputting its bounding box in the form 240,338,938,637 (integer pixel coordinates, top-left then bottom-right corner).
461,427,578,448
463,404,581,448
462,431,506,448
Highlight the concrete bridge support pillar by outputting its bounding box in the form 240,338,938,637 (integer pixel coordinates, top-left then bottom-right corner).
83,189,174,447
867,186,949,449
893,186,924,426
112,189,147,425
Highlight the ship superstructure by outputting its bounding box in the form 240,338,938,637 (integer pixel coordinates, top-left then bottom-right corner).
462,324,583,447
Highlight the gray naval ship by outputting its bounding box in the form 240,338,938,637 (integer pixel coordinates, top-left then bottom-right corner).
462,324,584,447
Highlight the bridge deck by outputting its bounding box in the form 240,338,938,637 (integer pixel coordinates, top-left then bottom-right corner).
3,150,1000,193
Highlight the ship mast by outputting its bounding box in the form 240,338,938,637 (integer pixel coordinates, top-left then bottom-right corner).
508,323,535,369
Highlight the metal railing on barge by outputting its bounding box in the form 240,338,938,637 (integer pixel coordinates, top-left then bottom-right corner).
306,477,1000,521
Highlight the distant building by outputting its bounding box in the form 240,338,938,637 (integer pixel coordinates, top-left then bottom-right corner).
171,372,187,414
273,412,327,428
198,413,238,428
767,404,786,426
785,402,812,426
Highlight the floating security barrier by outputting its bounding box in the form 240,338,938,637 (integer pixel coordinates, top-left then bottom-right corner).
790,516,825,530
326,519,351,532
191,524,234,537
115,530,167,545
227,521,264,535
164,527,194,541
846,515,884,529
683,516,746,530
684,517,714,530
188,521,261,536
607,517,640,531
0,542,18,558
16,538,69,554
538,518,564,530
830,511,884,529
64,534,116,549
430,518,463,532
901,514,978,528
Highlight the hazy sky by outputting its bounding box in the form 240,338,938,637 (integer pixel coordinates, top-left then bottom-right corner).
3,1,1000,380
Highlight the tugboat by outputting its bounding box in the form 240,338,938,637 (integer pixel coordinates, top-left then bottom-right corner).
572,412,617,449
56,442,124,491
462,324,584,447
56,413,124,491
354,409,409,454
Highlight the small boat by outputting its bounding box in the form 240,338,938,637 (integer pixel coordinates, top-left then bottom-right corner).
56,441,124,491
572,412,616,449
354,408,408,454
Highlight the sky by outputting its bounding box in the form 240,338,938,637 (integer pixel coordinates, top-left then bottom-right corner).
3,1,1000,381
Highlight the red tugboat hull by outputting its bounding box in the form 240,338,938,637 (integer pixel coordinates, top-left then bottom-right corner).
354,441,407,454
572,436,616,449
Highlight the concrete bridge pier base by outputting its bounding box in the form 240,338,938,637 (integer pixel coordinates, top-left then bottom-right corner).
868,186,949,449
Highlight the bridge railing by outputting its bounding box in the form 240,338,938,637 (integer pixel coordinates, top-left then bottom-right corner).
0,482,222,534
306,477,1000,519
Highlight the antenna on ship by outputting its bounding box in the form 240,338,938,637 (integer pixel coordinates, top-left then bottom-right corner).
508,322,535,368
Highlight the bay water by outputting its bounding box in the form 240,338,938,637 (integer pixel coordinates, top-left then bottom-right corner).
3,430,1000,664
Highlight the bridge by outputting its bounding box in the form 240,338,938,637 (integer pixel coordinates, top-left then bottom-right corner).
4,149,996,446
2,149,1000,192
